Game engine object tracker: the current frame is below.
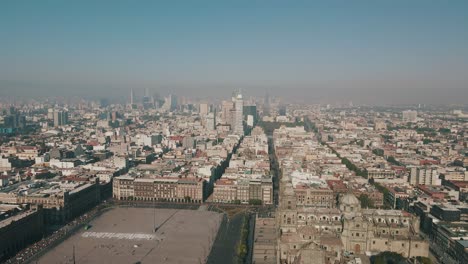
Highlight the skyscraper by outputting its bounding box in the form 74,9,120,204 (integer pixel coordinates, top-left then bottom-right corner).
142,88,152,109
205,112,216,131
53,110,69,127
169,94,178,111
232,90,244,135
199,103,209,116
221,100,234,125
264,89,270,116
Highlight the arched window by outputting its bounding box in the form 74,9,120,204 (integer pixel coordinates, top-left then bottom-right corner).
287,218,292,224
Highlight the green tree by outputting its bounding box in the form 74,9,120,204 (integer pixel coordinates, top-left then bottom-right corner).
372,148,384,157
371,251,405,264
416,256,432,264
359,194,375,208
387,156,401,166
438,128,451,134
248,199,262,205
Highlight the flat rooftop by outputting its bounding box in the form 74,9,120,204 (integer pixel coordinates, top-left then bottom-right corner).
37,207,222,264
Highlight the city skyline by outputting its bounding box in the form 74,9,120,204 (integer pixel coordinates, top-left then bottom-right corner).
1,1,468,104
2,2,468,263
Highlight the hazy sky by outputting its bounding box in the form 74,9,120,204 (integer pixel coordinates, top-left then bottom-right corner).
1,0,467,104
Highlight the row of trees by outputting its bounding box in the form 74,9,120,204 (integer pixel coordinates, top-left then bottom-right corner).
373,181,392,209
341,157,368,178
236,214,250,263
231,199,262,205
387,156,402,166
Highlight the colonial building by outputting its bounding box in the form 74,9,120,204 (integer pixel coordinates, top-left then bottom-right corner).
339,193,428,257
113,175,206,203
0,205,44,262
277,173,429,264
212,177,273,205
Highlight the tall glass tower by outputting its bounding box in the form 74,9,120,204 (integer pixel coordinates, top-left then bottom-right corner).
232,90,244,135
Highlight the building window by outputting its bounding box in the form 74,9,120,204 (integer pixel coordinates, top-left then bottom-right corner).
373,241,376,245
415,244,418,248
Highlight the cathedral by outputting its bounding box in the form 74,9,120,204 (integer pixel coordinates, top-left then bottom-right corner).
277,174,429,264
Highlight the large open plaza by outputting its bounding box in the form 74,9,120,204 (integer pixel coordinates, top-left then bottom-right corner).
36,207,222,264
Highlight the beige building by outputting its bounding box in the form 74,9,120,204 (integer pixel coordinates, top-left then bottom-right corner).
113,176,205,203
339,194,428,258
212,179,238,203
277,173,429,263
212,177,273,205
367,168,396,179
295,185,335,208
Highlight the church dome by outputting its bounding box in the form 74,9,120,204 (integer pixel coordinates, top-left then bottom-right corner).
339,193,361,213
340,193,360,207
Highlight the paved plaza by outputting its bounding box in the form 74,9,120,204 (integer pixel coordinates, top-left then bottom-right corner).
37,207,222,264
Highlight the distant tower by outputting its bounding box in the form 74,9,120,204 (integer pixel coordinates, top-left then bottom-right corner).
169,94,178,111
232,90,244,135
142,88,151,109
53,110,68,127
130,88,135,105
264,89,270,116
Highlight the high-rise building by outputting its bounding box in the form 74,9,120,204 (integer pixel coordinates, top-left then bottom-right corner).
264,90,270,116
130,88,135,105
243,105,257,123
232,90,244,135
221,100,234,125
205,112,216,131
53,110,69,127
142,88,152,109
169,94,178,111
409,166,440,186
199,103,209,116
2,107,25,129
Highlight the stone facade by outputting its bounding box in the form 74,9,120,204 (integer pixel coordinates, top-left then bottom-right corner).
277,174,429,263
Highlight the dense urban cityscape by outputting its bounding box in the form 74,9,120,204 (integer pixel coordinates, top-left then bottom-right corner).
2,1,468,264
0,91,467,263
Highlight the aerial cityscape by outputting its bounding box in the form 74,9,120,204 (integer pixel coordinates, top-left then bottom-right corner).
1,1,468,264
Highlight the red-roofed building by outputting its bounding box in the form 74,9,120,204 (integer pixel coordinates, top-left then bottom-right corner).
417,185,445,200
326,180,348,194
